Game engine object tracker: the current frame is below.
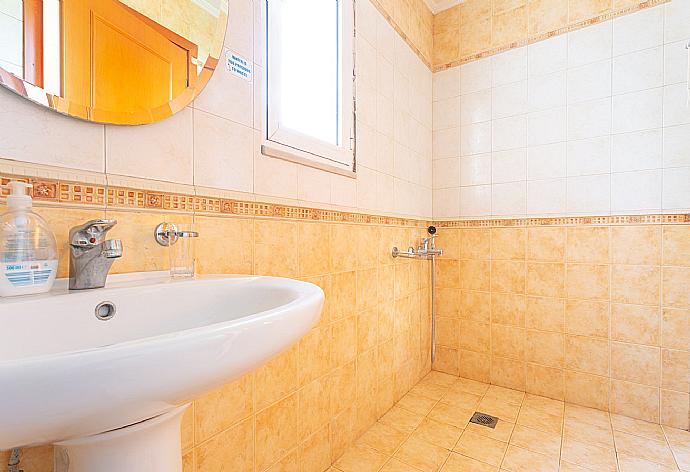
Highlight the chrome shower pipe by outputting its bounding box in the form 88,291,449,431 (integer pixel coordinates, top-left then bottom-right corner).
391,226,443,363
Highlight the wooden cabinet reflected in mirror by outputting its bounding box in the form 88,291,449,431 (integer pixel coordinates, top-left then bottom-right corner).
0,0,228,124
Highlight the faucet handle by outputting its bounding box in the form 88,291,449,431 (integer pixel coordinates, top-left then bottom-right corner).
69,219,118,247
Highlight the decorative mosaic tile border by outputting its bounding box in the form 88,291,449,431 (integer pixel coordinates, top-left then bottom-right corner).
2,172,689,227
432,0,670,72
435,213,690,227
0,173,430,227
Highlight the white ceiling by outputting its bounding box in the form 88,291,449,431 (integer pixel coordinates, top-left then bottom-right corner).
423,0,463,14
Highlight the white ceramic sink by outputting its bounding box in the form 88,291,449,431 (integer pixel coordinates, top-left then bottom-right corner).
0,272,323,471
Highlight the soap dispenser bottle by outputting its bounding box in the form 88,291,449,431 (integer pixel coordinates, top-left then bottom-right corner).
0,181,58,296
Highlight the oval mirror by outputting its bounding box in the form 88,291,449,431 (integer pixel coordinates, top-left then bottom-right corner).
0,0,228,124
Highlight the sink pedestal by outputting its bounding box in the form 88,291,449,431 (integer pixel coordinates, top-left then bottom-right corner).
55,405,189,472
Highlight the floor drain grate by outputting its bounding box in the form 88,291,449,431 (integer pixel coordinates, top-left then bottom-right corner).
469,412,499,429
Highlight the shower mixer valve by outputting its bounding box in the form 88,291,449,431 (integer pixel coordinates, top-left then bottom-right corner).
391,226,443,259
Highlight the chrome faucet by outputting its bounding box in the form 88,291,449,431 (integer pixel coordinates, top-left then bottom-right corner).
68,219,123,290
419,231,443,257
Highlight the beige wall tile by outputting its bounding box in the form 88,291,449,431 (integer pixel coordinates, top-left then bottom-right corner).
568,0,612,23
460,17,492,57
194,374,254,443
265,449,299,472
434,346,460,375
461,290,492,323
611,265,660,306
564,370,609,410
565,335,609,376
495,0,528,15
460,0,492,23
299,326,331,385
461,229,491,259
492,324,525,360
436,316,460,347
492,356,527,391
526,296,565,333
526,364,565,400
458,350,492,382
611,226,661,265
566,227,610,264
437,259,460,288
459,320,491,353
527,227,566,262
491,260,527,294
330,361,357,419
195,418,254,472
610,379,660,423
181,406,194,452
331,225,358,273
196,216,253,275
437,229,461,260
434,5,461,31
613,0,644,7
357,268,379,312
525,330,564,367
660,389,690,430
331,271,357,321
492,227,527,260
331,316,357,368
298,223,332,277
611,303,659,346
528,0,568,35
182,450,194,472
255,345,299,411
256,394,301,471
663,226,690,266
662,308,690,351
461,260,492,290
357,308,379,354
492,292,526,326
566,264,610,300
330,405,357,461
661,349,689,393
565,300,609,338
433,30,460,67
492,5,528,47
662,267,690,309
527,262,565,297
438,288,461,317
610,342,660,386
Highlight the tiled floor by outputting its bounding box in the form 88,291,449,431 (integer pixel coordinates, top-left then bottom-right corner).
330,372,690,472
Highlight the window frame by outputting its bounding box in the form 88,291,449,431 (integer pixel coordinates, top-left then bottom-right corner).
262,0,356,176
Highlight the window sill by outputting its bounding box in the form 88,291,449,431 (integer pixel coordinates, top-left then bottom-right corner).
261,141,356,179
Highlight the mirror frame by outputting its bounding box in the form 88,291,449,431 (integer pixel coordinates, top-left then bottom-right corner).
0,0,228,125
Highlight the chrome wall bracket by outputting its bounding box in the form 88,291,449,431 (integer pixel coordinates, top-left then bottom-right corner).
155,222,199,246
